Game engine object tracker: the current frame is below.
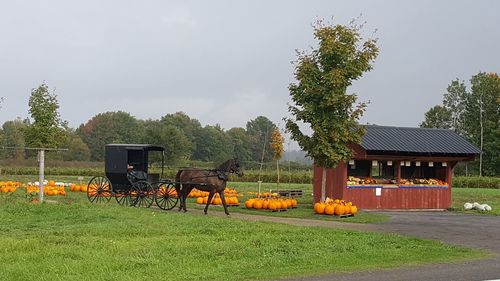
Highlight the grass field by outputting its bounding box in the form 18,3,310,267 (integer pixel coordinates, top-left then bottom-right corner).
1,175,499,217
451,188,500,215
0,191,485,281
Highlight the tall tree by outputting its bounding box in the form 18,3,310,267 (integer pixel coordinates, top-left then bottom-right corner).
77,111,142,161
24,83,66,149
443,79,468,134
141,119,192,164
419,105,452,129
1,118,29,159
464,72,500,176
285,21,379,201
246,116,277,163
420,72,499,176
60,134,91,161
226,127,252,162
160,111,201,157
192,125,234,163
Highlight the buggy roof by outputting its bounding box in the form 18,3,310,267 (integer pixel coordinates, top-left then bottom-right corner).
105,144,164,152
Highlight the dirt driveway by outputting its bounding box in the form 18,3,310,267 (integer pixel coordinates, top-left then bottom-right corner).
203,210,500,281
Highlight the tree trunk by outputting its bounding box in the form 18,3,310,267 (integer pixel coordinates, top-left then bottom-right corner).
276,159,280,189
321,167,326,202
479,96,483,177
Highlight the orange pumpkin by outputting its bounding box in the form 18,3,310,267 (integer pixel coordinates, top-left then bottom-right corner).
268,201,277,211
245,199,255,209
253,200,263,209
314,203,326,214
324,204,335,215
334,204,345,216
262,199,269,209
196,197,203,204
351,205,358,215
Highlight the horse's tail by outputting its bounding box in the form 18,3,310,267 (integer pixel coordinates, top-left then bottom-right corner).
175,170,183,191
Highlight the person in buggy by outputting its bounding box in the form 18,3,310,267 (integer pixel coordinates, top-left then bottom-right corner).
127,164,147,182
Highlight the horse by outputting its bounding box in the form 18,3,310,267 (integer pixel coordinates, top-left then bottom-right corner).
175,158,243,215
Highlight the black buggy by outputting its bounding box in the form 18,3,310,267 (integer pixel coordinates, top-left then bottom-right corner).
86,144,179,210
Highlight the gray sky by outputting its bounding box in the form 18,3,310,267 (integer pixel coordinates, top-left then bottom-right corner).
1,1,499,139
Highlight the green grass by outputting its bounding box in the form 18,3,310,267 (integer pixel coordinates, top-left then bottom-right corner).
451,188,500,215
0,193,485,281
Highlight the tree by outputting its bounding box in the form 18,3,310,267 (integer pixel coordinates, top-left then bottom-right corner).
1,118,29,159
141,119,192,164
77,111,142,161
419,105,452,129
24,83,66,149
61,134,91,161
246,116,277,163
420,72,499,176
285,21,379,201
160,112,201,157
464,72,500,176
192,125,234,163
226,127,252,162
270,128,284,187
443,79,468,134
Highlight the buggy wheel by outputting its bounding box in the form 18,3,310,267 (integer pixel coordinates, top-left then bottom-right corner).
130,181,154,208
115,191,132,206
154,182,178,210
87,176,112,204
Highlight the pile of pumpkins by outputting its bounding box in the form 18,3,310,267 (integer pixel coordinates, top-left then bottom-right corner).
195,192,240,205
189,187,241,198
245,197,298,211
0,181,21,193
314,198,358,216
26,180,67,196
69,184,88,193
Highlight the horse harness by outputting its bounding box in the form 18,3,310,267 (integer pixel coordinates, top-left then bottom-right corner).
178,169,228,191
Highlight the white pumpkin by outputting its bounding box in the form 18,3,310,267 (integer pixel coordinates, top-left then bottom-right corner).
463,202,474,210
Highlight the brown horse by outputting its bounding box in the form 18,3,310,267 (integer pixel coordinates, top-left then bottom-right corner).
175,158,244,215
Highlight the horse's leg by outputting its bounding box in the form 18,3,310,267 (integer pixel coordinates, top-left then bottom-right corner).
177,184,184,212
219,190,230,216
182,188,189,212
205,190,216,215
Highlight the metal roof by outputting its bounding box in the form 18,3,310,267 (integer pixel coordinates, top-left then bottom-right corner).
105,144,164,151
360,125,481,155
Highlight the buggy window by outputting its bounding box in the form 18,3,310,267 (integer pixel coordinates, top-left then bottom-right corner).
127,149,144,170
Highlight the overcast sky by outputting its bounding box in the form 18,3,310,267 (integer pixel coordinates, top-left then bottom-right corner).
1,1,499,138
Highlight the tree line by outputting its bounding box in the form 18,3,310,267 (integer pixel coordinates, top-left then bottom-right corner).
420,72,499,176
0,83,286,166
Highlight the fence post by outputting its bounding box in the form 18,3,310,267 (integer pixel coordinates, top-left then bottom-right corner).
38,150,45,202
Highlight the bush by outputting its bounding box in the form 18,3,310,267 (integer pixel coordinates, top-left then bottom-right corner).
453,176,500,189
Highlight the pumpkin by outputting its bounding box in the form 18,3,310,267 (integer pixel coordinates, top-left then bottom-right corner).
351,205,358,215
268,201,277,210
253,200,263,209
314,203,326,214
291,199,298,207
245,199,255,209
334,204,345,216
324,204,335,215
196,197,204,204
262,199,269,209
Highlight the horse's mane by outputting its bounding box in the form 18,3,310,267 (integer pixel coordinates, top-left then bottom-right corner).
216,159,237,172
